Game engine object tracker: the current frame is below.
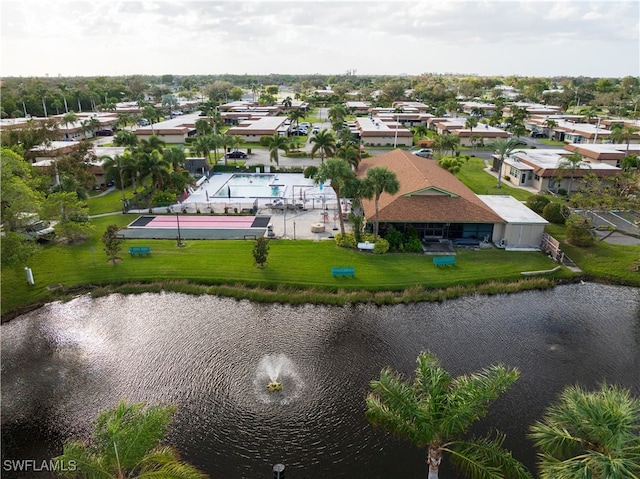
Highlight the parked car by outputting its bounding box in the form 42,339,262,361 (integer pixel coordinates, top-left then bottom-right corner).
95,129,114,136
226,150,248,159
291,128,307,136
311,126,320,134
299,122,311,129
412,148,433,158
530,132,545,138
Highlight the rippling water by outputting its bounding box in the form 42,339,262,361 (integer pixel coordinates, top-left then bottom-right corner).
2,283,639,478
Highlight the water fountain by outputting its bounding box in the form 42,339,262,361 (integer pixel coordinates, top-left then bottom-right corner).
254,354,303,403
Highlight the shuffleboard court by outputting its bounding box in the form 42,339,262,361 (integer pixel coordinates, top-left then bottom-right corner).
121,215,272,240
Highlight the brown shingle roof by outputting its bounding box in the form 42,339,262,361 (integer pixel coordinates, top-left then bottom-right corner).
357,150,504,224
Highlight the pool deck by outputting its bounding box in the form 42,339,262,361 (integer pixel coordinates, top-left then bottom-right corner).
125,173,347,241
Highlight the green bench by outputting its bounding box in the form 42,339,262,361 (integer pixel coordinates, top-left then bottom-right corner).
331,266,355,277
433,255,456,267
129,246,151,256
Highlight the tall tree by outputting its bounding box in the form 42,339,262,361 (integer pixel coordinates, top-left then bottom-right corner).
465,116,479,132
260,133,290,166
310,129,337,163
491,138,522,188
360,166,400,240
558,152,590,195
102,154,127,207
192,135,217,171
314,158,355,236
366,351,531,479
55,400,207,478
529,383,640,479
543,119,558,140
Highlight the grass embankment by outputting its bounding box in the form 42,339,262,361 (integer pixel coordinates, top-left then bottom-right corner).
2,213,574,319
545,224,640,284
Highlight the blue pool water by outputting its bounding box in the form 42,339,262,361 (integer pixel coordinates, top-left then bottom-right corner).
215,174,284,198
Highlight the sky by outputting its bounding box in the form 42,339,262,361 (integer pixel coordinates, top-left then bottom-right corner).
1,0,638,78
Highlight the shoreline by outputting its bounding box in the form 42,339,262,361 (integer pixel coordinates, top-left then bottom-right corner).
0,274,597,324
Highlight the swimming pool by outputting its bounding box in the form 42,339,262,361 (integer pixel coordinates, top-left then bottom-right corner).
214,174,284,198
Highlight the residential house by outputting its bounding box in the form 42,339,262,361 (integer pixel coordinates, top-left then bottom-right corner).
497,148,621,193
357,149,548,249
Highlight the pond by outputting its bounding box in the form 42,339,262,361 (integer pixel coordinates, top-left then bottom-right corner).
1,283,638,478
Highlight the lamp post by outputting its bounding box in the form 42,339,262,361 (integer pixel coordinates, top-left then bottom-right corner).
393,114,399,148
176,212,184,247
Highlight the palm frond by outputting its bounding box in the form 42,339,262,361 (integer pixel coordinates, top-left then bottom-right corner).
447,434,533,479
531,383,640,478
441,364,519,437
137,445,208,479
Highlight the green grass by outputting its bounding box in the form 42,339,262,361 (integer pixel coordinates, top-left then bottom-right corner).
457,157,532,201
545,224,640,284
4,164,639,318
2,213,573,317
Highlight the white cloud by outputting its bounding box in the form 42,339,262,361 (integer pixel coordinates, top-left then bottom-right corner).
1,0,638,77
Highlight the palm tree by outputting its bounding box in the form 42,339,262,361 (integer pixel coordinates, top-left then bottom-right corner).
163,147,186,172
310,129,337,163
282,96,293,111
60,112,78,140
610,124,637,156
101,154,127,207
529,383,640,479
328,104,348,125
260,133,290,166
139,150,170,190
121,150,141,194
558,152,590,195
336,143,360,170
465,116,479,132
195,118,213,136
543,119,558,140
288,109,306,129
192,134,217,171
366,351,532,479
360,166,400,240
55,400,207,479
313,158,355,236
412,124,429,141
137,135,166,154
491,137,522,188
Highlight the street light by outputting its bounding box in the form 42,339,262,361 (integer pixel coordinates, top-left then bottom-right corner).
393,114,399,148
176,212,184,247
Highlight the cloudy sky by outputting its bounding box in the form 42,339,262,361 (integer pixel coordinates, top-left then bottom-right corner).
1,0,638,78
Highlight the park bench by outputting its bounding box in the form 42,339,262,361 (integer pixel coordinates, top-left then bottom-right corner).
331,266,355,277
433,255,456,267
129,246,151,256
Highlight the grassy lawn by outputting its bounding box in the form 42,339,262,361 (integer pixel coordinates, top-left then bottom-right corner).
457,157,532,201
3,161,639,317
2,213,572,316
544,224,640,284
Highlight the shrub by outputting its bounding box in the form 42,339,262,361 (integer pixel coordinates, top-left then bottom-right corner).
557,188,567,196
542,202,570,224
565,213,595,247
361,233,375,243
151,191,177,207
526,194,551,214
384,227,404,252
334,232,357,249
373,238,390,254
404,237,423,253
252,237,270,267
404,225,419,242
